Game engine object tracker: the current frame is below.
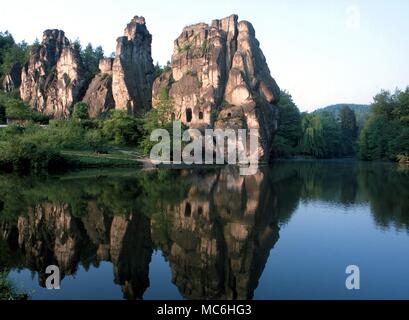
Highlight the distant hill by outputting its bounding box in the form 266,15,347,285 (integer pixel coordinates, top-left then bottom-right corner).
314,104,370,128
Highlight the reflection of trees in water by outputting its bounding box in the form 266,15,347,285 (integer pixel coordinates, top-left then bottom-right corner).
1,162,409,299
357,163,409,231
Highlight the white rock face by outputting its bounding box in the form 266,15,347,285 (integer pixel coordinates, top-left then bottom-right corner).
112,16,155,116
20,30,85,118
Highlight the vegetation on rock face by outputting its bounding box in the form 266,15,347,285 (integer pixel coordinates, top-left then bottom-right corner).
140,87,188,156
80,43,104,85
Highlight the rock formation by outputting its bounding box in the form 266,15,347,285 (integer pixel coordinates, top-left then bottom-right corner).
112,16,155,116
20,30,86,118
2,62,22,92
83,58,115,118
151,167,280,299
153,14,280,161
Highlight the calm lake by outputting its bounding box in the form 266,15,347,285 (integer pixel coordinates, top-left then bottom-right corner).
1,161,409,300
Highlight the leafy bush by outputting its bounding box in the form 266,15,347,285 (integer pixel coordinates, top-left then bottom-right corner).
72,102,90,121
84,129,108,153
0,92,50,124
0,138,66,171
102,110,142,145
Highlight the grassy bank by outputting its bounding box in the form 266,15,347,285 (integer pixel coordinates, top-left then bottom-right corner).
0,108,150,172
62,148,145,169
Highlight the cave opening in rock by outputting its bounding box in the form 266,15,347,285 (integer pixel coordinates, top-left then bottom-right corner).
199,111,204,120
185,202,192,217
186,108,193,123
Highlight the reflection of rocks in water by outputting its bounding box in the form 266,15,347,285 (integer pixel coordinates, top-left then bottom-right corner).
17,203,84,286
2,202,152,300
152,167,280,300
110,214,152,300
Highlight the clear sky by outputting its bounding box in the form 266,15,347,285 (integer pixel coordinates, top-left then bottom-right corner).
1,0,408,111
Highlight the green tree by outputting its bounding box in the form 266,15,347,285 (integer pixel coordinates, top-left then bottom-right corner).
102,110,142,145
300,113,326,158
272,91,302,158
358,88,409,161
340,106,358,156
81,43,104,83
72,102,90,120
299,112,342,158
140,88,176,154
0,31,30,80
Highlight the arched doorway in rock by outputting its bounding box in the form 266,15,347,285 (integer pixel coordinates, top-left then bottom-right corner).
199,111,204,120
185,202,192,217
186,108,193,123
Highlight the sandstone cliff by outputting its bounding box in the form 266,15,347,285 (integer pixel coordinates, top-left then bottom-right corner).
83,58,115,118
153,15,280,161
20,30,86,118
112,16,155,116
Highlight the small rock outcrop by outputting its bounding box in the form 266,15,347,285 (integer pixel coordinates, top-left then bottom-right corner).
83,58,115,118
20,30,86,118
2,62,22,92
112,16,155,116
153,14,280,161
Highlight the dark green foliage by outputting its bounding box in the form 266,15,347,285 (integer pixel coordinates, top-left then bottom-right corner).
358,88,409,161
101,110,142,145
0,92,50,124
272,91,302,158
153,62,168,79
272,90,358,159
140,87,188,156
340,106,358,155
0,103,5,124
72,102,90,120
315,103,370,130
0,31,30,80
81,43,104,84
299,112,343,158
